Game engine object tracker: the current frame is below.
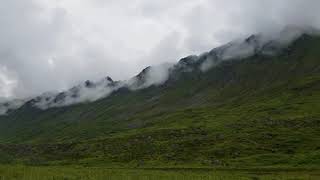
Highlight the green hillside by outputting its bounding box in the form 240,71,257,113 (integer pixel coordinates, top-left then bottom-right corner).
0,34,320,168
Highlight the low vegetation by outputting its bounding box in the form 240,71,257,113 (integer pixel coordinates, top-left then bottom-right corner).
0,165,319,180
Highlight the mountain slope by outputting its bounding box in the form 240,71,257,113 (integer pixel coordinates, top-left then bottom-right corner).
0,33,320,167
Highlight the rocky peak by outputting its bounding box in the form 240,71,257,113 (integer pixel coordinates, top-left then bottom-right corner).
105,76,114,83
84,80,95,88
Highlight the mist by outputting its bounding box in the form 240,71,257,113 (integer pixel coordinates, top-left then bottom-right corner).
32,63,175,110
0,25,318,114
33,77,123,109
127,63,174,90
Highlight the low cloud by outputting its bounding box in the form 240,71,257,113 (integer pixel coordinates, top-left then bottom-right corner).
0,26,318,114
0,99,27,115
127,63,174,90
34,77,122,109
200,26,320,72
32,63,174,110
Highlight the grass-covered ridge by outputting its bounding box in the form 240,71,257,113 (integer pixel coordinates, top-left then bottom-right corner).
0,34,320,168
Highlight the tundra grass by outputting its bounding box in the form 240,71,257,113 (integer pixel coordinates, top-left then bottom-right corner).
0,165,319,180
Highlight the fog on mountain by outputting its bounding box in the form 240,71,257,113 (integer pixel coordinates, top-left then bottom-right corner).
0,26,318,115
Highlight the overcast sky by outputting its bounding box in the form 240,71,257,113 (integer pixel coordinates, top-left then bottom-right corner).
0,0,320,100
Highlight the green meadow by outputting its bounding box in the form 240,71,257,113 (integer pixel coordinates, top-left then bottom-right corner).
0,166,319,180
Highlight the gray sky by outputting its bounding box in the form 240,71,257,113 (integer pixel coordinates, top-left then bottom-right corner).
0,0,320,100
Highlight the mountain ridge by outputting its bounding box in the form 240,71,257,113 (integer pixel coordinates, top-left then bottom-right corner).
0,27,316,115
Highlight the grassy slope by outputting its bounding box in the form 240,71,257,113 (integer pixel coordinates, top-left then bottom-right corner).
0,35,320,168
0,165,319,180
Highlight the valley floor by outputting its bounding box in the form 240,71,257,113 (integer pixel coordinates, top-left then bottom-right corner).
0,165,319,180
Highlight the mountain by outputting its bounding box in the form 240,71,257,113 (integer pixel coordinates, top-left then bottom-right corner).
0,28,320,168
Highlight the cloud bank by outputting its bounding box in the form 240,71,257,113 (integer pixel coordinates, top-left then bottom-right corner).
0,0,320,102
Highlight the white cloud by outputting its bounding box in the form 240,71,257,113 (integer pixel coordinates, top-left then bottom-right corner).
0,67,17,98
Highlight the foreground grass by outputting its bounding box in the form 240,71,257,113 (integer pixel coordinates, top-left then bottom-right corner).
0,166,319,180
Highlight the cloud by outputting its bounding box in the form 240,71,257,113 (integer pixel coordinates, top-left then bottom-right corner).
127,63,174,90
33,77,122,109
32,62,174,110
1,0,320,102
0,67,18,98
